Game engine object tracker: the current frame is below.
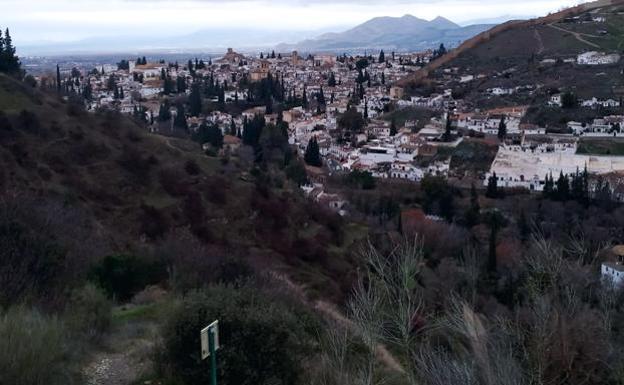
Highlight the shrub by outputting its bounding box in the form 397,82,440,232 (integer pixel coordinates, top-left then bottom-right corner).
89,254,167,302
0,307,80,385
0,220,67,307
184,160,201,175
18,109,41,133
139,204,169,240
65,284,112,342
157,284,320,385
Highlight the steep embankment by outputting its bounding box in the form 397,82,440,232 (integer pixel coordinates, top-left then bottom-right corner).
0,74,362,300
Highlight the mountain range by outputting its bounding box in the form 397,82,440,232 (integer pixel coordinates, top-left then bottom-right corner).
276,15,497,52
15,14,534,56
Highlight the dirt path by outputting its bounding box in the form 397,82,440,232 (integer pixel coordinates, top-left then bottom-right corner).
534,28,545,55
84,351,146,385
270,271,405,373
83,317,157,385
548,23,601,48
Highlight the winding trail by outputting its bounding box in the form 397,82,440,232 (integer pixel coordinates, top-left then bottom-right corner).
548,23,601,48
270,271,405,373
83,315,157,385
533,28,545,55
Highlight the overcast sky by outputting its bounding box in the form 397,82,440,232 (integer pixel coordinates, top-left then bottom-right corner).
3,0,582,44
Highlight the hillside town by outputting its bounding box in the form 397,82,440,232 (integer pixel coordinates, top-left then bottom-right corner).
45,44,624,203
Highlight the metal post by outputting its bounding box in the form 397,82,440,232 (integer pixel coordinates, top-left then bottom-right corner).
209,328,217,385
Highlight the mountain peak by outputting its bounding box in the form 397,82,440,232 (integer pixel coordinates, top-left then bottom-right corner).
428,16,460,29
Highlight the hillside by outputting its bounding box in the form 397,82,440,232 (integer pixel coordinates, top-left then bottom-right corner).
276,14,494,52
398,0,624,89
0,74,361,303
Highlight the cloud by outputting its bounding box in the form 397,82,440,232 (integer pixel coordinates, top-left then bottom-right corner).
4,0,582,44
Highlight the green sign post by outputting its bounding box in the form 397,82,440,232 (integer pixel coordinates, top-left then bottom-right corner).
201,320,220,385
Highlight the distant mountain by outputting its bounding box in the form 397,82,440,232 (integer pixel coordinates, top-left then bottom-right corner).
276,15,494,53
17,27,344,56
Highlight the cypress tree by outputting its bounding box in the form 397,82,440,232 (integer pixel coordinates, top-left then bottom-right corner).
486,173,498,198
174,103,188,130
189,82,202,117
158,100,172,122
378,50,385,63
328,72,336,87
390,118,397,136
304,137,322,167
497,116,507,140
56,65,61,93
555,172,570,201
543,173,554,199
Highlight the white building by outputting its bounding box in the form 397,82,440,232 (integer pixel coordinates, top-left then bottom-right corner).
602,262,624,286
577,51,620,65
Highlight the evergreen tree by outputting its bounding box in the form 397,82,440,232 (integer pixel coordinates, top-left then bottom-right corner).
378,50,385,63
443,114,453,141
158,100,172,122
304,137,322,167
83,82,93,101
543,173,554,199
317,86,326,109
464,183,481,226
174,103,188,130
497,116,507,140
194,123,223,149
302,86,308,109
390,118,397,136
555,172,570,201
328,72,336,87
189,82,202,117
177,76,187,94
381,72,385,85
0,29,20,75
486,173,498,198
230,118,236,136
56,65,61,93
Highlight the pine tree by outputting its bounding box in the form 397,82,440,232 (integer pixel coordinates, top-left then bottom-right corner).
304,137,322,167
0,29,20,75
378,50,385,63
